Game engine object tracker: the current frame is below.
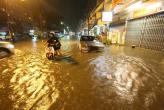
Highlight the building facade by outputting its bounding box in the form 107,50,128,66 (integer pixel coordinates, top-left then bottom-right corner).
0,0,45,35
80,0,164,51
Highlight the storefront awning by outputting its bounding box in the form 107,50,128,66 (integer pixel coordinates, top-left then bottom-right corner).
109,20,125,27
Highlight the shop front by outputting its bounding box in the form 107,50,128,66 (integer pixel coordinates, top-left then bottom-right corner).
108,24,126,45
125,0,164,51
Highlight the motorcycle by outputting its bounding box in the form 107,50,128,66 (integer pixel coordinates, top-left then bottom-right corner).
45,46,55,60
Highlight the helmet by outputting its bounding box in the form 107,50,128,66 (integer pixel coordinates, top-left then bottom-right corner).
49,31,55,35
48,32,55,38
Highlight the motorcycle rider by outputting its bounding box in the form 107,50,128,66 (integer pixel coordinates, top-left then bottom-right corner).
47,32,62,56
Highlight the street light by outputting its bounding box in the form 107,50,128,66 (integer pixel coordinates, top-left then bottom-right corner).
28,17,32,20
2,8,5,12
61,21,64,25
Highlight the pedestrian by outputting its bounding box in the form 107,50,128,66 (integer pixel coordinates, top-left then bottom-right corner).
47,33,62,56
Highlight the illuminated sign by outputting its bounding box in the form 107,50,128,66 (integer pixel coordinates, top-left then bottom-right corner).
102,12,113,22
127,1,142,11
133,2,163,18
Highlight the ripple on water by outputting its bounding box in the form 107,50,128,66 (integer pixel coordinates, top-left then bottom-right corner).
89,55,163,109
6,49,61,110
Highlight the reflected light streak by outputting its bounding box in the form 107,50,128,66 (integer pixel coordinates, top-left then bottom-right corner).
10,53,60,109
90,55,156,103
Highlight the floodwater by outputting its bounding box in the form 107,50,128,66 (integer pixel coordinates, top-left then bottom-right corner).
0,37,164,110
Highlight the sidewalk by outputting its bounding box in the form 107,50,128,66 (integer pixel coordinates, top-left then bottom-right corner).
107,45,164,76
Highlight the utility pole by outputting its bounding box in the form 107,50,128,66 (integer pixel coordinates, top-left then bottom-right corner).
5,0,10,30
37,0,44,38
88,17,89,36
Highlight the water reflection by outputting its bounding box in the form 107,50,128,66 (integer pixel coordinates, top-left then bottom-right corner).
90,54,163,109
8,50,60,110
0,40,163,110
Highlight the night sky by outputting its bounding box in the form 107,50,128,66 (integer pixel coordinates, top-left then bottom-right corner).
45,0,89,30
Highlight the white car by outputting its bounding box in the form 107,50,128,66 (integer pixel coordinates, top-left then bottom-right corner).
79,36,105,52
0,41,15,59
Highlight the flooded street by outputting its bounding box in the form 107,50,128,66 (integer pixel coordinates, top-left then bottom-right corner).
0,38,164,110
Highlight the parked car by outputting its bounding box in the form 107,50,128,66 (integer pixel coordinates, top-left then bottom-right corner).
79,36,105,52
0,31,13,41
0,41,15,59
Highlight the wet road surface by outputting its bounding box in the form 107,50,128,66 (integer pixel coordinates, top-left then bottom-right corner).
0,38,164,110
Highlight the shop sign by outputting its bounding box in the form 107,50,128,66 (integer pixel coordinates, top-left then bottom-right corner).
102,12,113,22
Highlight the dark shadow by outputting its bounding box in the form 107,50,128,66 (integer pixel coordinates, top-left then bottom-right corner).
88,49,104,53
52,55,79,64
0,53,13,59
